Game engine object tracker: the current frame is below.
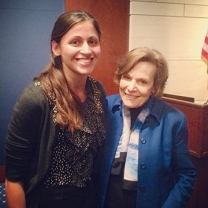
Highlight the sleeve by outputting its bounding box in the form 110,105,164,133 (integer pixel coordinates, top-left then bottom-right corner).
162,114,197,208
5,85,44,182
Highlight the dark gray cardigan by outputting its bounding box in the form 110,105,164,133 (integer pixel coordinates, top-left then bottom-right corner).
5,77,106,205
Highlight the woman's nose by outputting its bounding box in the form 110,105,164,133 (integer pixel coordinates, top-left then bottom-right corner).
80,42,92,53
127,81,137,91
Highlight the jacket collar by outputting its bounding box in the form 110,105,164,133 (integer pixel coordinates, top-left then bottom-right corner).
110,95,163,127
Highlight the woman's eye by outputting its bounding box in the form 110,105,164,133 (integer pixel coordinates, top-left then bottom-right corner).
89,39,99,45
138,80,147,85
122,74,131,80
70,39,81,46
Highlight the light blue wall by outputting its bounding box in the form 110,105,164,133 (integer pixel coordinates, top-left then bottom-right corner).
0,0,65,165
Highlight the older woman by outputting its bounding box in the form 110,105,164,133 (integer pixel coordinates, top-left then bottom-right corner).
99,47,196,208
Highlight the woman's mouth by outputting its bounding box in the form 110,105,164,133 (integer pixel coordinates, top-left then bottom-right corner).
125,93,138,99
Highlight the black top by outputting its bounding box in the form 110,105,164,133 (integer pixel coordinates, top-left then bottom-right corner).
104,107,142,207
5,77,106,207
44,94,105,188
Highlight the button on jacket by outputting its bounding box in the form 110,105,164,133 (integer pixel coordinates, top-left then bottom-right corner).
99,94,196,208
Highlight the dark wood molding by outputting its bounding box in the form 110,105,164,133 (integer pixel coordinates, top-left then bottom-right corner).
0,166,5,183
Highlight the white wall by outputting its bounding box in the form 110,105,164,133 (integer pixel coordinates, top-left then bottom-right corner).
130,0,208,104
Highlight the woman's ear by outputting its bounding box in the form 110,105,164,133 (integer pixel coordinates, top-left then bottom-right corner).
151,86,156,95
51,40,61,56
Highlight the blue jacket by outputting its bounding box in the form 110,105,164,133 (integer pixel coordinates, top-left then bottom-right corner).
99,94,196,208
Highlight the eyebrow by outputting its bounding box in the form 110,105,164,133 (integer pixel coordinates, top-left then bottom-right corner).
125,73,151,82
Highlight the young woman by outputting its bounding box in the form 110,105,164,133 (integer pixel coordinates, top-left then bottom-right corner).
5,10,106,208
99,47,196,208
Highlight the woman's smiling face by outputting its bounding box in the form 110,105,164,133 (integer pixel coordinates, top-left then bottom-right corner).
119,61,156,109
52,20,101,78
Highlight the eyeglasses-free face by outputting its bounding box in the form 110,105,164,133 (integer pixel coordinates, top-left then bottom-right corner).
52,20,101,80
119,61,156,109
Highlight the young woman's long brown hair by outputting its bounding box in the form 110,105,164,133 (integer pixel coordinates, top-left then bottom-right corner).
35,11,101,132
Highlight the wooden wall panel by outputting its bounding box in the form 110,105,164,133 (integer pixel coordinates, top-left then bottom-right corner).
65,0,129,95
162,97,208,157
0,166,5,183
186,156,208,208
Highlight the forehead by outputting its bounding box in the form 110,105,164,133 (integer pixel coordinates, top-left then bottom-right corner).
128,61,156,78
66,21,98,36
